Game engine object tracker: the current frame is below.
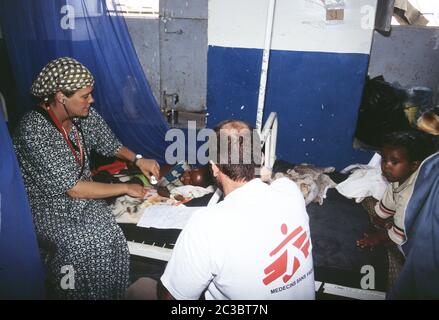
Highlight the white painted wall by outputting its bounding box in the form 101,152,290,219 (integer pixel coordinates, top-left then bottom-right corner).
209,0,377,54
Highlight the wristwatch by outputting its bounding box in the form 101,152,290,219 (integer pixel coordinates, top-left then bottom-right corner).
133,154,143,166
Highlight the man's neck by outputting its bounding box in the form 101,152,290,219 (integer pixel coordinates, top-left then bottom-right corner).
221,178,248,197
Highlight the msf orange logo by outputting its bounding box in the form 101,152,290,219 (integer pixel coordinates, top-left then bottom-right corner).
263,224,310,285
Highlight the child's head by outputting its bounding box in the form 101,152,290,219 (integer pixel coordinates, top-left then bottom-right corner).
380,131,434,183
180,166,213,187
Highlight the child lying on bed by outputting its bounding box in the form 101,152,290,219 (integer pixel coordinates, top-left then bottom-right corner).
157,164,213,198
356,131,435,250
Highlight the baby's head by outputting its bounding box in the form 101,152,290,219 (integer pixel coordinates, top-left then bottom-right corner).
380,131,434,184
180,166,213,187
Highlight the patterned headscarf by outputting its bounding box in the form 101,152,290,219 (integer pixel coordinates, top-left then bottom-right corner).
30,57,95,101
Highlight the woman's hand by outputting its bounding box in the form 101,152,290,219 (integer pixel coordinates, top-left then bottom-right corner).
125,184,147,199
136,158,160,180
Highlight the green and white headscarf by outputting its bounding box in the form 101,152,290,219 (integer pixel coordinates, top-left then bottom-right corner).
30,57,95,101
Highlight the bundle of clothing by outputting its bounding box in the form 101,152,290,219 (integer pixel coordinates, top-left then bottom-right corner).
335,158,388,204
272,164,337,205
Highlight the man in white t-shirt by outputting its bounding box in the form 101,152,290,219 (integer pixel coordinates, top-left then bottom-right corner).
158,120,315,300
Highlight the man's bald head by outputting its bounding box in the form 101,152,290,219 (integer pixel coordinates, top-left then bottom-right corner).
210,119,262,182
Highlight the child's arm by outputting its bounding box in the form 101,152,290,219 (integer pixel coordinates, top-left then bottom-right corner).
371,215,393,230
375,184,397,219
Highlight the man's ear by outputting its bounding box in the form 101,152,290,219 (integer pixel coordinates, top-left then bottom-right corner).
210,161,220,177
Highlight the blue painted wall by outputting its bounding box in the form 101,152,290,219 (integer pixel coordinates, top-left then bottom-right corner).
207,45,373,170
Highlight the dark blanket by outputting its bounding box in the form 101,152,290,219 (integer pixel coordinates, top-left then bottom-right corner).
389,152,439,299
308,189,387,291
274,160,387,290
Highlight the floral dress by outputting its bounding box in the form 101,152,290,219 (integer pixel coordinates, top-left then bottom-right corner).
13,107,129,299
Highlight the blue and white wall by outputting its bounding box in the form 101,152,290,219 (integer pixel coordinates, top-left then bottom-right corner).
207,0,377,169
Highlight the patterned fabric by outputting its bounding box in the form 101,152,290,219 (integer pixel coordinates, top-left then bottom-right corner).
386,244,405,291
13,107,129,299
30,57,94,100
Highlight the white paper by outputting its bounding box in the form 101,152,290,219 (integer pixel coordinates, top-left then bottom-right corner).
137,204,202,229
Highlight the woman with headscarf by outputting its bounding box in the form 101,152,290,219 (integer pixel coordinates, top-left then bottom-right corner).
13,57,160,299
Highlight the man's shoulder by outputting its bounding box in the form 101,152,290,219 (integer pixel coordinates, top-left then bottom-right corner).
178,206,228,241
269,177,305,202
270,176,298,189
187,201,240,226
192,204,228,220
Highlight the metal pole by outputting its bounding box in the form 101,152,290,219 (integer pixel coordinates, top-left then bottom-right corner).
256,0,276,133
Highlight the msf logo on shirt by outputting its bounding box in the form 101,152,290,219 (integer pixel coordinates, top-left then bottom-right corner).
263,223,310,285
